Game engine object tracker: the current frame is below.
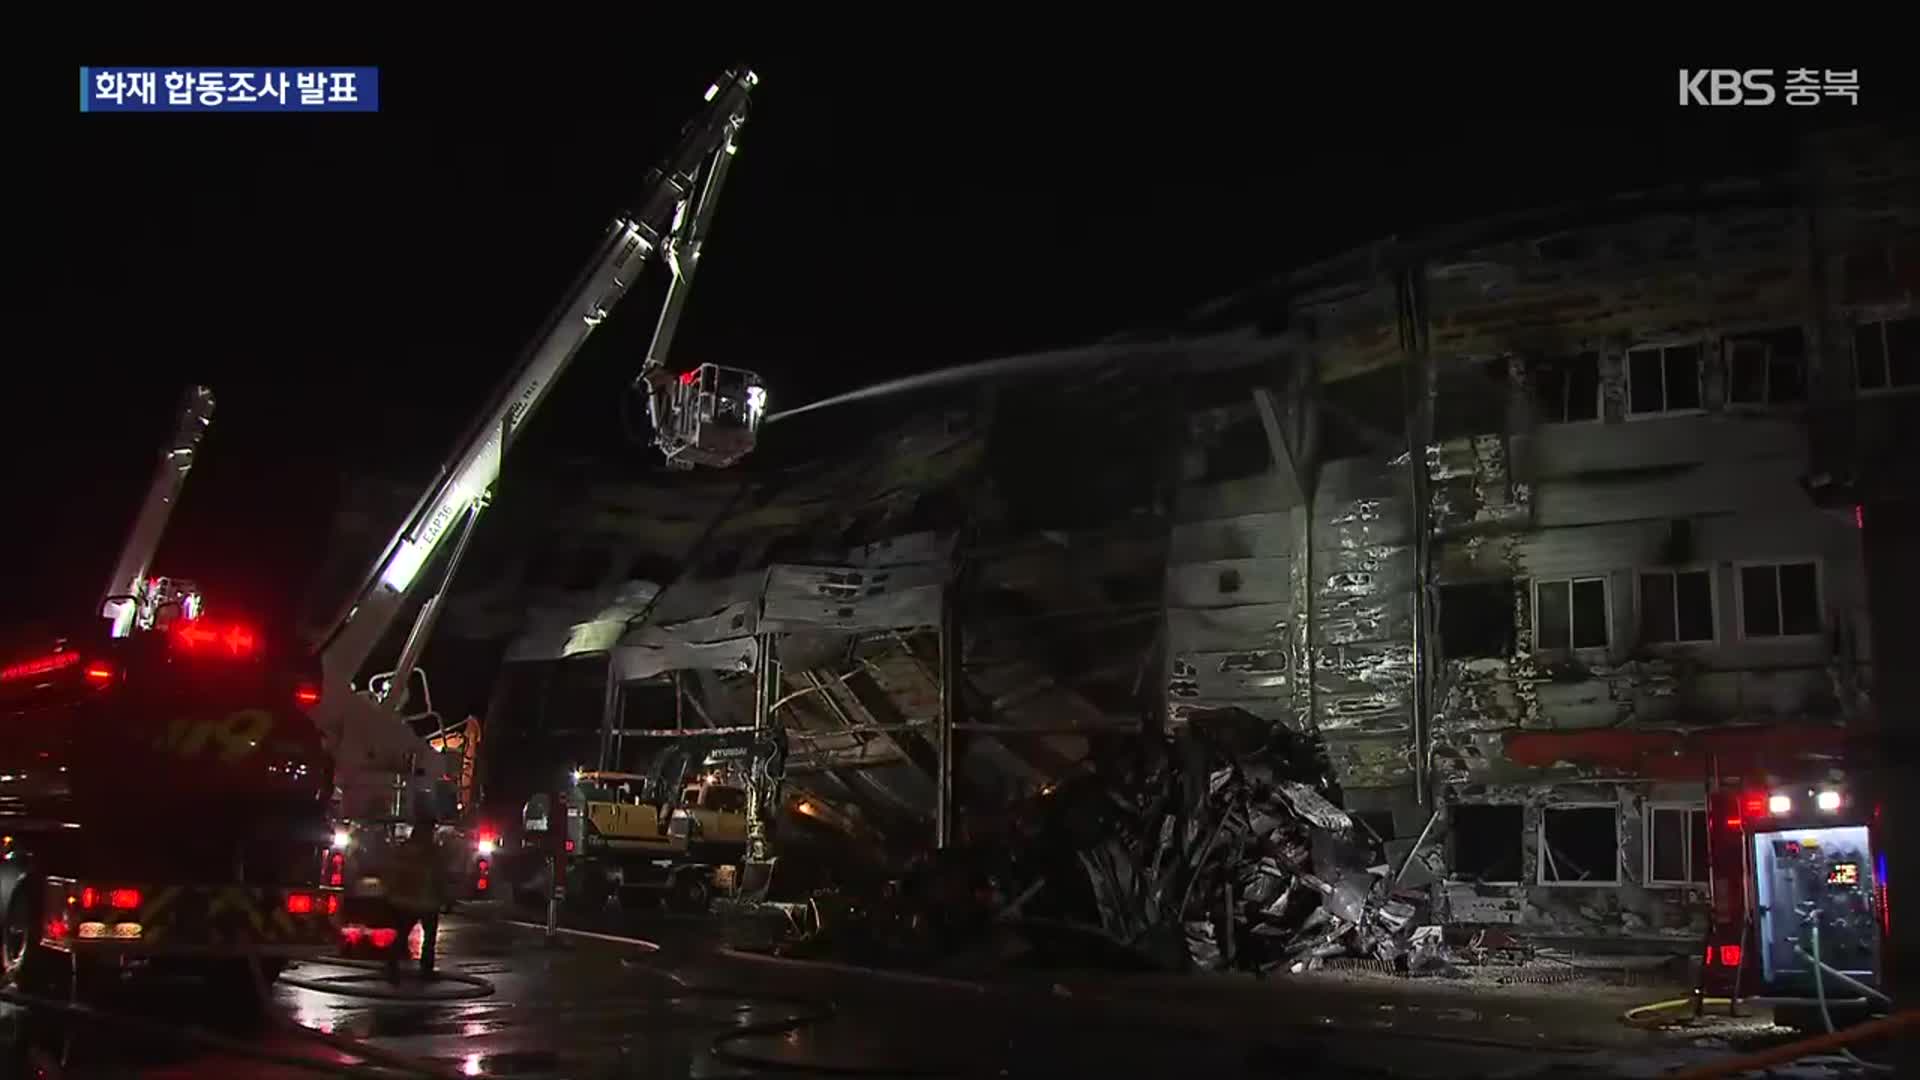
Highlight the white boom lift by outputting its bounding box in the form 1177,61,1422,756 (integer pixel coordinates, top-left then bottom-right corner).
310,67,768,825
98,385,218,638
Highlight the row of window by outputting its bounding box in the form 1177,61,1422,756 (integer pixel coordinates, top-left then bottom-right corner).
1451,802,1708,888
1531,316,1920,423
1530,560,1819,652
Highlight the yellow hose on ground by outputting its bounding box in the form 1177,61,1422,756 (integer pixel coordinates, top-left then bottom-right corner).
1621,996,1732,1025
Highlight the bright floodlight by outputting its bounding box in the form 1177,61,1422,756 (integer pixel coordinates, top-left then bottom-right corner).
476,838,497,857
331,829,351,850
1768,794,1793,815
1817,790,1842,812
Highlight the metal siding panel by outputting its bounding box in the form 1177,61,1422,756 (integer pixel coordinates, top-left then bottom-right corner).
1165,557,1293,608
1173,473,1299,523
1168,512,1297,563
1168,647,1290,699
1525,415,1805,477
1166,603,1292,653
761,563,947,632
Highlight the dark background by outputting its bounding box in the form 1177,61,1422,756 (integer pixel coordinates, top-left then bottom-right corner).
20,53,1914,637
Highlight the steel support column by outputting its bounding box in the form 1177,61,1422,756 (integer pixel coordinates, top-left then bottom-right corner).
936,590,959,849
746,632,778,865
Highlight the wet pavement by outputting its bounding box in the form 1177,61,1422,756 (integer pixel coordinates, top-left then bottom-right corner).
0,903,1877,1077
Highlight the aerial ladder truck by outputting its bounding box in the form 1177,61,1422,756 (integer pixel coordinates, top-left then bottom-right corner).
1,386,343,997
310,67,771,903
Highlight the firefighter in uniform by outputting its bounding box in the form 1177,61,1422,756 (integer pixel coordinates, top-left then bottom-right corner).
381,808,449,978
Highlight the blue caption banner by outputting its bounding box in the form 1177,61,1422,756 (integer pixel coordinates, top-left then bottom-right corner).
81,67,380,113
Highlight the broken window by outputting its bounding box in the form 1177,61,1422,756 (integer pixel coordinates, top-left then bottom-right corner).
1531,352,1600,423
1647,804,1709,886
1449,803,1524,883
1726,329,1807,406
1434,357,1509,441
1739,561,1821,638
1354,810,1397,843
1539,804,1620,886
1627,344,1703,415
1854,316,1920,391
1638,568,1715,644
1198,414,1274,485
1534,576,1608,651
1438,580,1516,659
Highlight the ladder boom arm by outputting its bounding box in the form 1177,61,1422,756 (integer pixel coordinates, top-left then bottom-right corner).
100,385,217,637
313,68,757,694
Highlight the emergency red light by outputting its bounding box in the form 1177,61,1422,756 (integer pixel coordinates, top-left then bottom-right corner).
84,661,117,687
325,893,340,916
368,927,398,950
108,888,141,910
294,682,321,708
680,369,698,385
476,877,489,892
285,893,315,914
1742,794,1768,819
44,918,68,941
1718,944,1743,968
172,620,259,658
564,839,575,853
1,651,82,682
341,925,365,946
80,887,99,910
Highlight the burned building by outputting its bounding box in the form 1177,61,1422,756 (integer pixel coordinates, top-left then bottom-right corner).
394,126,1917,954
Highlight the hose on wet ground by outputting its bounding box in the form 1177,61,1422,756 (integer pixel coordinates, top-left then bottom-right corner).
0,984,417,1078
1800,917,1893,1073
276,956,495,1002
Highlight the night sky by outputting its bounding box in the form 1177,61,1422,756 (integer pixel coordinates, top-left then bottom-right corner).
22,53,1914,639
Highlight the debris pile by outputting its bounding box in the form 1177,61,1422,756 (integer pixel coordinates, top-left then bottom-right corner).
783,710,1450,976
1018,711,1442,974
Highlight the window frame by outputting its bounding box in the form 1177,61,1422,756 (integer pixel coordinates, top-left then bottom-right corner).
1533,352,1604,425
1644,801,1710,888
1625,342,1707,419
1633,565,1720,647
1854,315,1920,396
1537,802,1623,888
1733,559,1826,643
1531,574,1613,653
1447,802,1527,886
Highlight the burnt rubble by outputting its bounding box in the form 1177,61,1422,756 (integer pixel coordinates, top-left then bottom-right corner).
789,710,1451,977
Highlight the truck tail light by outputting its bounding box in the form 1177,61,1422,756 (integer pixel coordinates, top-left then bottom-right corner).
368,927,397,950
476,877,489,892
325,893,340,916
294,682,321,709
80,887,99,910
1718,944,1743,968
285,893,315,914
83,661,118,687
341,925,365,946
329,851,344,887
108,888,141,910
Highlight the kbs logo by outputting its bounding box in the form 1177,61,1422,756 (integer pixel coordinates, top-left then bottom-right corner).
1679,70,1776,106
1680,69,1860,106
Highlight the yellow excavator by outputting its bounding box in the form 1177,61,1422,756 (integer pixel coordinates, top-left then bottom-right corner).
520,730,777,911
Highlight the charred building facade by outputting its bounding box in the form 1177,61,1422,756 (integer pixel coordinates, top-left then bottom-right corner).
396,127,1917,953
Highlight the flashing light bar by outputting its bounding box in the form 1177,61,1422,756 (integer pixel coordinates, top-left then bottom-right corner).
172,620,260,658
1,651,83,682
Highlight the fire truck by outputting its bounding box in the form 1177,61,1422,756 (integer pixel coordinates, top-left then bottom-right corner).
0,389,341,997
1698,729,1890,1025
308,66,766,916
